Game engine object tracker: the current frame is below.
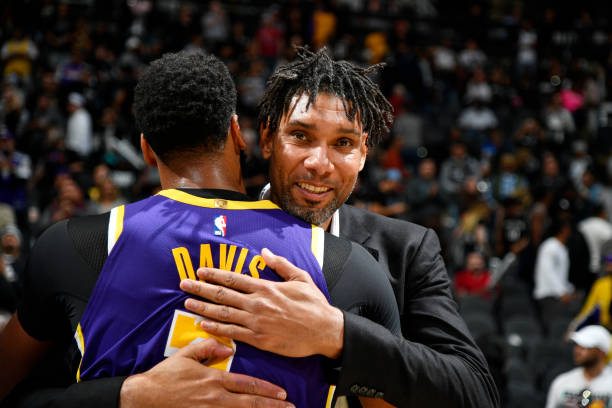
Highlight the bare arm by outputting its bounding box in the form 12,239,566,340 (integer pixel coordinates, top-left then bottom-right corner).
0,314,53,402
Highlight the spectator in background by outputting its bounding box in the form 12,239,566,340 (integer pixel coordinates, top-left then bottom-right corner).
0,255,19,330
65,92,93,159
458,39,487,72
490,153,530,205
406,158,443,227
312,3,337,49
457,100,498,150
534,219,576,315
201,1,230,48
568,140,592,192
578,165,605,208
256,9,284,68
440,140,481,203
24,94,62,160
570,253,612,333
0,223,23,329
0,127,31,231
543,91,575,150
516,19,537,78
1,27,38,86
85,177,125,215
545,325,612,408
450,176,492,268
39,174,87,229
578,204,612,275
537,151,569,199
465,68,492,105
54,48,90,103
0,223,23,286
454,251,492,297
391,90,423,170
1,82,29,140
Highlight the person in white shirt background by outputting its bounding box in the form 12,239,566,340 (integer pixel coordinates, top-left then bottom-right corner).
545,325,612,408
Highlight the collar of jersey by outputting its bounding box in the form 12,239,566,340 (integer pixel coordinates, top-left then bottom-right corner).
158,188,281,210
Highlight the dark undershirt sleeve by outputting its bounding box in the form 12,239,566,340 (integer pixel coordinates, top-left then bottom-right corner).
4,377,127,408
322,235,401,405
328,240,401,335
4,215,122,408
17,220,73,342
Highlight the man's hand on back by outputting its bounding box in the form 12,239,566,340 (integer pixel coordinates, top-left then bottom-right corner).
119,338,293,408
179,248,345,359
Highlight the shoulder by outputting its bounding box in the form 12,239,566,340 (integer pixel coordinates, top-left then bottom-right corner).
31,213,109,267
339,204,428,241
539,238,559,252
31,219,71,257
551,367,581,386
326,235,401,334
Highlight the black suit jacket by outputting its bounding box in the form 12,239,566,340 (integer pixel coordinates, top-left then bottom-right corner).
335,204,500,407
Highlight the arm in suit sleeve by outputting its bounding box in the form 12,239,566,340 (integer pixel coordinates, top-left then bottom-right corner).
2,377,126,408
336,229,500,407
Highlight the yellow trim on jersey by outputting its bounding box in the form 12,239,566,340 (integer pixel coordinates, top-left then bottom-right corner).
114,205,125,242
311,225,325,269
325,385,336,408
107,205,125,254
75,324,85,382
157,189,281,210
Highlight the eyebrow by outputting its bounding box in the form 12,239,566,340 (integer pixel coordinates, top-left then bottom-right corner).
287,120,361,136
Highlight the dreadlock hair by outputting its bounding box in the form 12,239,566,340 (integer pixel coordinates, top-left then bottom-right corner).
258,47,393,147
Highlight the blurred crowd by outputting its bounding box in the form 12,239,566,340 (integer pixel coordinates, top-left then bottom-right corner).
1,0,612,406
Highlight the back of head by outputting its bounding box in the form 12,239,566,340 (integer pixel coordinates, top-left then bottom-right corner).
258,47,393,147
134,50,236,163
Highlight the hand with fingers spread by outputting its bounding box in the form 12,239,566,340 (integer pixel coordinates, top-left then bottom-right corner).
179,248,345,359
119,338,293,408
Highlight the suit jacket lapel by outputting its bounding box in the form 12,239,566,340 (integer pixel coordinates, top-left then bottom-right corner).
338,205,382,262
338,205,370,245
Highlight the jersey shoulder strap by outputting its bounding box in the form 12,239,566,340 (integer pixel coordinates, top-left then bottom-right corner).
67,213,110,276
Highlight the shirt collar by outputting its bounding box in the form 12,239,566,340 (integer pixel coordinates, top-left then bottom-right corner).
177,188,254,201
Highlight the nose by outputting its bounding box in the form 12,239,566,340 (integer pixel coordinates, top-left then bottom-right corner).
303,145,333,176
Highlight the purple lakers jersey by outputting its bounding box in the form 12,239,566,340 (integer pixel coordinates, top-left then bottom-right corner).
75,189,334,408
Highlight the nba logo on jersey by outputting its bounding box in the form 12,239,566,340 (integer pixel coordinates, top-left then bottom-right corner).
214,215,227,236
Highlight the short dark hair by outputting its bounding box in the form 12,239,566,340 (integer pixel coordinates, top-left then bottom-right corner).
258,47,393,147
134,50,236,162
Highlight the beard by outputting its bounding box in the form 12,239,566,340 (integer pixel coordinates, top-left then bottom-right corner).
277,189,340,226
578,355,599,369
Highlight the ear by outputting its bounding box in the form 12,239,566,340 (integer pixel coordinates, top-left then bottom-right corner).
229,114,246,153
358,133,368,171
140,134,157,167
259,122,273,160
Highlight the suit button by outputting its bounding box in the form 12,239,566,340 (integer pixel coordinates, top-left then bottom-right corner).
375,392,385,399
367,389,377,397
350,385,360,394
359,386,369,395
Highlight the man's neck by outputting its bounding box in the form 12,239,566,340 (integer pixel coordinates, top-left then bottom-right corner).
158,158,246,194
583,361,606,382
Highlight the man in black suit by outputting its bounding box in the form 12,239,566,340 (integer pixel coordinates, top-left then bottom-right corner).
180,47,500,407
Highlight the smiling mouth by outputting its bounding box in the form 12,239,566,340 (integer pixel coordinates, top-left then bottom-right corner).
296,182,332,194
